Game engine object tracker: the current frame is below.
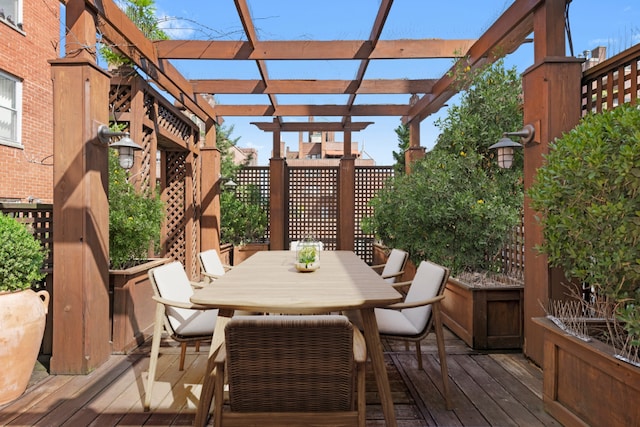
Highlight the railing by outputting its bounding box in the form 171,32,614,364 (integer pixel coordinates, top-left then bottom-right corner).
581,43,640,115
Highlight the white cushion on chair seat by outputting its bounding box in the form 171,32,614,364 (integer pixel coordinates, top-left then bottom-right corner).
375,308,421,335
152,261,217,337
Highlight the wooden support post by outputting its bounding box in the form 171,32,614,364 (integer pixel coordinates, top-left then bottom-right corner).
200,120,221,253
405,120,425,174
270,124,286,250
50,59,112,374
522,0,583,366
338,128,355,251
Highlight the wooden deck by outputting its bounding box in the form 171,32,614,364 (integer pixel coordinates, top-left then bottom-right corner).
0,329,561,426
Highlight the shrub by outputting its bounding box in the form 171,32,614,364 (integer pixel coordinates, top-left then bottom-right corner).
219,185,267,245
109,150,164,270
528,103,640,351
0,213,46,292
363,149,521,275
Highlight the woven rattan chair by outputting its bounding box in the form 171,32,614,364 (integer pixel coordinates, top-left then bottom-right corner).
144,261,218,411
198,249,233,282
370,248,409,283
213,315,367,427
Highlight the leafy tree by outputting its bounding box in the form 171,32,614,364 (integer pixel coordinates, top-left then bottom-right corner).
392,123,409,174
100,0,169,67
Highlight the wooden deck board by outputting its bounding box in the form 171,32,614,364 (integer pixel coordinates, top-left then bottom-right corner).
0,330,560,426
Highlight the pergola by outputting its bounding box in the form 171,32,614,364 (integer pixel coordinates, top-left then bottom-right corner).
52,0,581,397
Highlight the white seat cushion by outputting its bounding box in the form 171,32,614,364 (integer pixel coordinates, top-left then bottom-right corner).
381,249,408,283
199,249,226,276
152,261,217,337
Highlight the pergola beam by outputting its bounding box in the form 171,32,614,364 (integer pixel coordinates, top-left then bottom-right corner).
155,39,477,60
251,121,374,132
405,0,542,124
84,0,217,124
215,104,409,117
191,78,437,95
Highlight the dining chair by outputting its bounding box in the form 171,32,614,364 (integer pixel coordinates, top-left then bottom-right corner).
198,249,233,282
144,261,218,411
346,259,452,409
370,248,409,283
213,314,367,427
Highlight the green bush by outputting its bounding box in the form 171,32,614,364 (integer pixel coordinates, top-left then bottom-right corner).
0,213,46,292
363,149,521,275
109,150,164,270
219,185,267,245
528,104,640,343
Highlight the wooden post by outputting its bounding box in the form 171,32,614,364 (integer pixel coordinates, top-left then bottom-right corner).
338,129,355,250
522,0,583,366
200,120,221,252
405,120,425,174
269,123,286,250
50,59,112,373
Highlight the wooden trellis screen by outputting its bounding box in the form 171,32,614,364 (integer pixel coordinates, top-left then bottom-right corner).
355,166,394,264
236,166,271,242
581,43,640,115
110,70,201,277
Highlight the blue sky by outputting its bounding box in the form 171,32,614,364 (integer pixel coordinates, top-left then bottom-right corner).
150,0,640,166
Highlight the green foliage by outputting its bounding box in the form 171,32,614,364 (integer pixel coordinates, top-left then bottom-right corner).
363,149,521,275
0,213,46,292
435,59,524,172
392,123,409,175
109,150,164,269
216,123,244,179
99,0,169,67
528,104,640,341
297,245,318,266
219,185,267,245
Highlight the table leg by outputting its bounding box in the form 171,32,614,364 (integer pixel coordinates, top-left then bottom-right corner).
194,309,233,427
360,308,397,427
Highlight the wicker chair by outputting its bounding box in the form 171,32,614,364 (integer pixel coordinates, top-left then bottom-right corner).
144,261,218,411
370,248,409,283
213,315,367,427
198,249,233,282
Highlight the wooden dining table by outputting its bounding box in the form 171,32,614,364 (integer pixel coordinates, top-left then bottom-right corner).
190,250,403,427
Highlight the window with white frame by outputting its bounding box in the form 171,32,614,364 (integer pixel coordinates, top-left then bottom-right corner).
0,0,21,26
0,71,22,146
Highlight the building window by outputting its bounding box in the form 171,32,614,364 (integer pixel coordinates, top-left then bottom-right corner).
0,71,22,146
0,0,22,27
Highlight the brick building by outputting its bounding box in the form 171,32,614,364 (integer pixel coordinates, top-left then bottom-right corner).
0,1,59,203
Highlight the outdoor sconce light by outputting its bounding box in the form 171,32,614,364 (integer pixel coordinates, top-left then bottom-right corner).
489,124,535,169
223,179,238,192
97,125,143,170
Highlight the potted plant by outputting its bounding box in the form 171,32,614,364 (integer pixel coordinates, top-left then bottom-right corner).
528,103,640,427
220,184,268,265
295,239,321,272
0,212,49,405
363,148,524,349
108,149,167,354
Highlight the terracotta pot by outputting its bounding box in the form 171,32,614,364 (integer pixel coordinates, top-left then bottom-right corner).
0,289,50,405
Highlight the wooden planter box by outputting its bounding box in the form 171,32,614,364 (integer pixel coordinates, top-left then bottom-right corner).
534,317,640,426
109,258,169,354
232,242,269,265
441,276,524,350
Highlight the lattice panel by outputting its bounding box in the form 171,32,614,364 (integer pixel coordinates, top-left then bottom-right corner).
158,103,192,144
109,84,132,115
236,167,270,241
164,151,188,265
144,91,155,121
288,167,338,250
136,126,154,194
582,50,640,115
355,166,394,263
499,214,525,279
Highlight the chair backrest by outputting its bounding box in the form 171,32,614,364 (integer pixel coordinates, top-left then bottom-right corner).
198,249,226,277
381,248,409,283
224,315,355,412
402,260,449,333
148,261,217,337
